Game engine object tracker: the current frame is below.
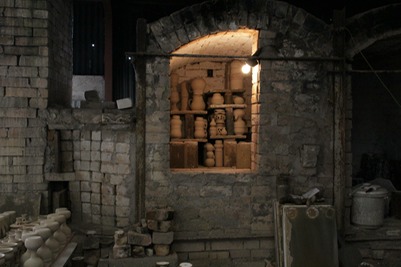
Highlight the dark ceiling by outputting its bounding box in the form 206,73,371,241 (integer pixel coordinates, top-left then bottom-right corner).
114,0,401,23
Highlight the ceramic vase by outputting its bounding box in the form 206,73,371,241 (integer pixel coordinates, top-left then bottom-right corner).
194,117,206,139
190,78,206,111
214,140,224,167
211,93,224,105
34,228,52,267
23,236,44,267
20,230,38,265
233,109,246,135
46,215,67,247
204,143,215,167
232,95,245,104
41,222,60,259
170,115,182,139
170,72,180,111
55,208,72,240
209,118,217,137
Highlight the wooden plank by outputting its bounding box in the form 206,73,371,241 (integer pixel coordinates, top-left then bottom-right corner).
170,142,185,168
135,18,147,221
236,142,251,169
223,140,237,167
51,242,78,267
184,141,198,168
184,114,194,139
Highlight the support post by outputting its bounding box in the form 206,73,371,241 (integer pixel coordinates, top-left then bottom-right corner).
333,9,347,234
135,18,147,222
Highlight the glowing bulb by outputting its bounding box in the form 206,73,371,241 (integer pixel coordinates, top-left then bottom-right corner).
241,63,251,74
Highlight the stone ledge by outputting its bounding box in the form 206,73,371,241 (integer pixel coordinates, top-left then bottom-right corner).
97,253,178,267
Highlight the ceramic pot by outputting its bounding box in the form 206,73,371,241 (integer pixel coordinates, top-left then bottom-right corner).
170,115,182,139
211,93,224,105
47,215,67,247
209,118,217,137
24,236,44,267
233,109,246,135
42,222,60,259
55,208,72,240
194,117,206,139
34,228,52,267
204,143,215,167
214,140,224,167
232,95,245,104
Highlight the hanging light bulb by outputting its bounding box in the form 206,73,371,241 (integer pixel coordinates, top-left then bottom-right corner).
241,63,251,74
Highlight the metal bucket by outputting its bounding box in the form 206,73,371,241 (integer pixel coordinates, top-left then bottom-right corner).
351,184,388,228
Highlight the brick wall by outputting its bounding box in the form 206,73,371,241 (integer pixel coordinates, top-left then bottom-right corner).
43,108,136,227
145,0,334,263
0,0,51,206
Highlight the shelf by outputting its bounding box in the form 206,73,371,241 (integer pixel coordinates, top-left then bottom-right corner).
209,135,247,139
204,89,246,94
171,110,208,115
170,138,208,143
208,104,247,109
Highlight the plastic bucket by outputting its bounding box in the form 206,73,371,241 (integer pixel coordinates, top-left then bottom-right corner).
351,184,388,228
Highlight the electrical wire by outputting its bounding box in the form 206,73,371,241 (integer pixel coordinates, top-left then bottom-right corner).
344,27,401,109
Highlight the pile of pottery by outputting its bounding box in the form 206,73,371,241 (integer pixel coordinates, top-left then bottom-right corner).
0,208,72,267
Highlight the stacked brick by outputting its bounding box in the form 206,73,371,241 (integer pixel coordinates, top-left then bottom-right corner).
112,207,175,259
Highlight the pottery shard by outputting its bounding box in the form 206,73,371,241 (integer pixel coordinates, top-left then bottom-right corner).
127,231,152,246
154,244,170,256
146,208,174,221
152,231,174,245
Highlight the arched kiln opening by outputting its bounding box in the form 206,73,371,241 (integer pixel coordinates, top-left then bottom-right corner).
168,29,260,171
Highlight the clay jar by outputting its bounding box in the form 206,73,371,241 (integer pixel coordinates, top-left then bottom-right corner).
233,109,246,135
170,115,182,139
34,228,52,267
190,77,206,111
55,208,72,240
24,236,44,267
194,117,206,139
204,143,215,167
211,93,224,105
232,95,245,104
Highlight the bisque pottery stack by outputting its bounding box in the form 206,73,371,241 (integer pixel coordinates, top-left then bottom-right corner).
34,228,52,267
23,236,44,267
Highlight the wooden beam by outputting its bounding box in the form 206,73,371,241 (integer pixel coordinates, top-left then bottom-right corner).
135,18,147,222
333,8,347,235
